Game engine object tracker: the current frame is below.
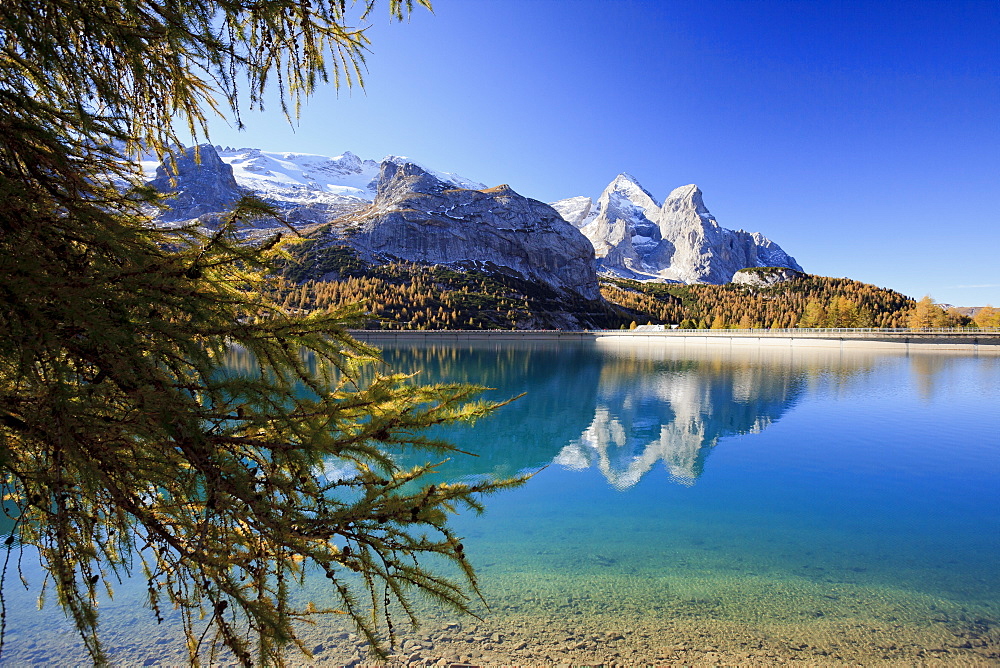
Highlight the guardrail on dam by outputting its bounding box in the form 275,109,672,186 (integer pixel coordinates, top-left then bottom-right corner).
353,328,1000,352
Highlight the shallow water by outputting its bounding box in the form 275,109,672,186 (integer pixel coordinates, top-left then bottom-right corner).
2,339,999,665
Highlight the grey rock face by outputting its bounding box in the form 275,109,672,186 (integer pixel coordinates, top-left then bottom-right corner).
585,174,664,276
346,159,601,300
552,196,593,228
281,201,369,227
551,178,802,284
731,267,805,287
656,183,803,284
147,145,245,222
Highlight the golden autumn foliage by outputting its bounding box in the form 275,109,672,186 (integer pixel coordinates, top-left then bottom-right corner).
975,306,1000,328
276,258,937,332
1,1,534,665
597,275,915,329
276,249,625,330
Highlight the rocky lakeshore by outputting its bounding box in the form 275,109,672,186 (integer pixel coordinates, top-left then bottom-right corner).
4,568,995,666
287,571,999,667
297,615,996,666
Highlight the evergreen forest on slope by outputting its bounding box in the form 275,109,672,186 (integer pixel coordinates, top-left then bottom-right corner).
275,245,986,330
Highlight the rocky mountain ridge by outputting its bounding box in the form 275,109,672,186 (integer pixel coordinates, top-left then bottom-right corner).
342,159,601,300
550,176,802,284
146,145,245,223
146,145,802,298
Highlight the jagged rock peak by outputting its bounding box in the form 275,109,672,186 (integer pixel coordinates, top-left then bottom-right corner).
548,196,594,228
376,156,486,197
152,143,230,180
607,173,660,206
336,150,362,172
666,183,702,199
479,183,515,194
662,184,715,224
382,155,416,168
346,162,601,301
147,144,244,223
374,158,448,202
562,177,802,284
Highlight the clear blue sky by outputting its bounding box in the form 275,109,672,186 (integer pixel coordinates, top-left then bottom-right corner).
204,0,999,307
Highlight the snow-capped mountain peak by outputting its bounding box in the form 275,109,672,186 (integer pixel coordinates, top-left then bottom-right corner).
145,146,484,209
663,184,718,227
552,175,802,284
381,155,486,192
549,172,660,234
217,147,381,202
607,173,660,207
548,195,594,228
145,145,802,288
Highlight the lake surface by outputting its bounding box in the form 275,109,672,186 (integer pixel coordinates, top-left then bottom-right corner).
2,339,999,665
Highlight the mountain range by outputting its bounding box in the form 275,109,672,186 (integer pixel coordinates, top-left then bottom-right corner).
146,145,803,301
550,176,802,284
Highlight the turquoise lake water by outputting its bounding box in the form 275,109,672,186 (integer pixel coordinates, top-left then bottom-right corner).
2,339,999,664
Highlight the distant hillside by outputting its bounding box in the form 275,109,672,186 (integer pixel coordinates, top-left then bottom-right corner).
275,245,926,330
600,275,917,329
277,244,623,330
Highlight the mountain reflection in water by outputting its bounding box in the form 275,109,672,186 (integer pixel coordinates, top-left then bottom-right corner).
554,352,804,488
4,339,997,666
368,339,882,489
